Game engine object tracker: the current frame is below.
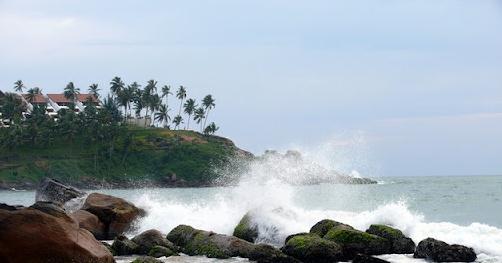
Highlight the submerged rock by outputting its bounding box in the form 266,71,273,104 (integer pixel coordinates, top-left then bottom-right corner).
35,178,85,206
366,224,415,254
352,253,390,263
281,233,344,263
111,235,139,255
131,256,163,263
82,192,145,239
71,210,106,240
131,229,177,254
233,213,259,242
309,219,353,237
0,203,25,211
414,237,476,262
0,203,114,263
323,228,392,259
148,245,177,258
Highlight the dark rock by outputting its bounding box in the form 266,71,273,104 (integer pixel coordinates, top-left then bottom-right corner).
131,256,163,263
249,243,301,263
353,253,390,263
309,219,353,237
233,213,259,242
167,224,255,259
82,192,145,239
71,210,106,240
0,205,114,262
366,224,415,254
111,235,139,255
323,228,392,259
100,241,115,255
281,233,343,263
35,178,85,206
414,238,476,262
132,229,177,254
30,201,73,222
0,203,24,211
148,245,177,258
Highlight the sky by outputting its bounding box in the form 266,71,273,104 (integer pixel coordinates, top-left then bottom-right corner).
0,0,501,176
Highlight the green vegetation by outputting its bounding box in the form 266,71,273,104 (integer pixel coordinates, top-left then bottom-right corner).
0,78,246,188
323,229,386,245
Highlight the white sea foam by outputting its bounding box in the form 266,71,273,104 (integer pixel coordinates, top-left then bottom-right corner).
129,136,502,262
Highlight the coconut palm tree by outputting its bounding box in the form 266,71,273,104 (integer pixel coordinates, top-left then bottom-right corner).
183,98,196,130
148,94,161,126
203,122,219,135
194,107,205,132
110,76,125,97
202,94,215,129
64,82,80,104
88,84,100,99
173,115,183,130
25,88,37,103
176,86,187,116
117,86,134,120
161,85,172,105
13,80,25,93
154,104,171,128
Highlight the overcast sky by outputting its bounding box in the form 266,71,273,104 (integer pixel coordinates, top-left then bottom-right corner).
1,0,501,176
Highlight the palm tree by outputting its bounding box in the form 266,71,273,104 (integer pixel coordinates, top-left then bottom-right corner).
117,87,133,120
88,84,100,99
0,92,24,122
161,85,172,105
25,88,37,103
154,104,171,128
64,82,80,104
176,86,187,116
172,115,183,130
145,79,158,94
203,122,219,135
110,76,125,97
194,107,205,132
183,98,196,130
149,94,161,126
202,94,215,129
13,80,25,93
133,88,144,117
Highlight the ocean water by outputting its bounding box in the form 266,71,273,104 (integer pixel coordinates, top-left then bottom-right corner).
2,175,502,263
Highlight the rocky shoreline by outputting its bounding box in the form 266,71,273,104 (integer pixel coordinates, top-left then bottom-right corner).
0,178,477,263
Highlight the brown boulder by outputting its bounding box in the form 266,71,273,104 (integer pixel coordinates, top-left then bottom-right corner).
82,193,145,239
0,203,114,263
72,210,107,240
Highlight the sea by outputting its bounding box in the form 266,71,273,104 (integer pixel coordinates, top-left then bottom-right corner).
1,175,501,263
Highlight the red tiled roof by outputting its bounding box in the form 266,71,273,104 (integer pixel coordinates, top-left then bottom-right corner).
47,94,71,103
76,94,99,103
22,94,47,104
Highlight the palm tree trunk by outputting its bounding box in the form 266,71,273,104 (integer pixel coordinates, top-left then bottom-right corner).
203,109,210,130
178,98,184,116
186,114,190,130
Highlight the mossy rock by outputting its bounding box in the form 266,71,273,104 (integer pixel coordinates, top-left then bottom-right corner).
281,233,343,263
323,229,391,259
148,245,177,258
132,229,177,254
249,244,301,263
309,219,354,237
111,235,139,256
184,231,229,258
131,256,163,263
166,225,199,247
233,213,258,242
366,225,415,254
100,241,115,256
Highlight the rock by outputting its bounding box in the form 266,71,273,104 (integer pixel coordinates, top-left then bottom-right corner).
309,219,353,237
148,245,177,258
71,210,106,240
167,224,255,259
35,178,85,206
101,241,115,255
249,244,301,263
131,256,163,263
281,233,344,263
82,192,145,239
414,238,476,262
366,224,415,254
353,253,390,263
0,203,114,262
132,229,177,254
323,228,392,259
0,203,25,211
233,213,258,242
111,235,139,255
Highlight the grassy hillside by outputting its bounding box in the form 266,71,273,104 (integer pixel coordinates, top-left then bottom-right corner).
0,127,252,189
